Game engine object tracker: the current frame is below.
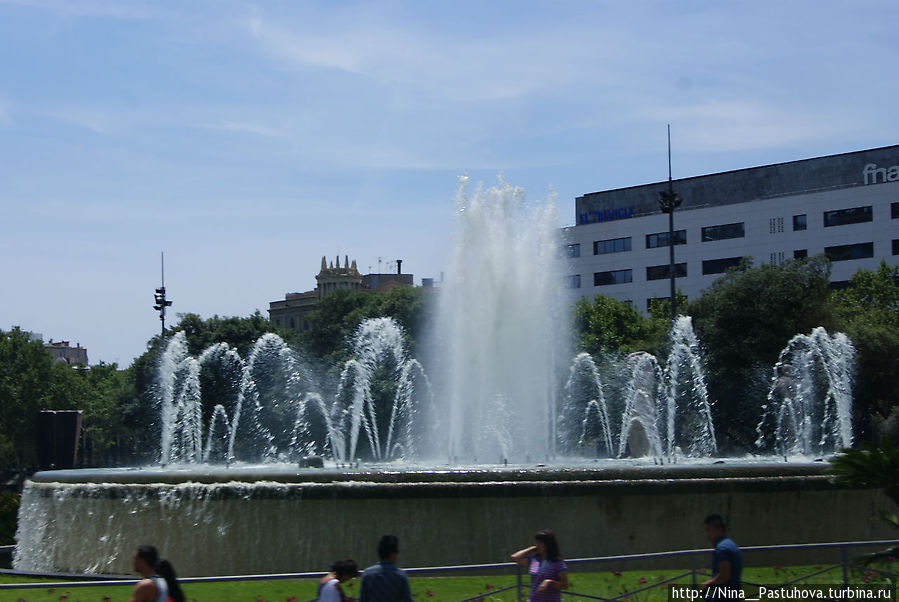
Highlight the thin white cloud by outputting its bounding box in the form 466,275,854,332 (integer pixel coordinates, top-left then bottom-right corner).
246,14,624,103
197,120,285,138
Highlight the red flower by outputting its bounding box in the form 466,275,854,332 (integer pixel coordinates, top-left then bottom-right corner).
773,565,781,570
426,590,434,597
613,571,622,577
639,578,647,584
486,584,494,590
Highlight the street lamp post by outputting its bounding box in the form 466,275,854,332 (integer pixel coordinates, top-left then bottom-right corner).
658,125,682,323
153,252,172,338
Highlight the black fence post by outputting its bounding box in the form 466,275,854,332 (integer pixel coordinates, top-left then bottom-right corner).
841,547,849,586
517,563,523,602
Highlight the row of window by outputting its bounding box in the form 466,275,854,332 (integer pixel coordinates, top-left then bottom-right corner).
587,223,742,257
569,241,885,289
568,240,899,291
567,203,899,259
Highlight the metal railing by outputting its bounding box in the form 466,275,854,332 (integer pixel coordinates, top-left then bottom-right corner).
2,539,897,600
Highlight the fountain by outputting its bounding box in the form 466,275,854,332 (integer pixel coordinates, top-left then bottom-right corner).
429,176,567,463
617,352,664,460
13,178,883,577
756,327,855,457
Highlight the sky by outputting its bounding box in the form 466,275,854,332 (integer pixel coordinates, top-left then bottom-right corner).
1,0,897,366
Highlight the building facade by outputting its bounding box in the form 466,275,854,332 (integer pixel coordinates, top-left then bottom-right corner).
269,255,415,334
45,340,89,366
564,145,899,311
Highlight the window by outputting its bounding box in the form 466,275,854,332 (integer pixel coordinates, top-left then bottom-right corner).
702,222,745,242
769,251,785,265
824,242,874,262
702,256,743,275
564,243,580,258
594,269,632,286
793,214,807,231
593,237,631,255
646,230,686,249
892,202,899,219
794,249,808,259
829,281,851,291
646,263,687,281
769,217,784,234
566,274,582,289
893,240,899,256
289,317,295,329
823,206,872,227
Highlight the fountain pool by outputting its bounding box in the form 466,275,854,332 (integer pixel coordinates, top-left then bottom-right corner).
12,177,869,576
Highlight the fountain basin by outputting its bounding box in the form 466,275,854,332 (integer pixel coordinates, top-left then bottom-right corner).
14,462,895,576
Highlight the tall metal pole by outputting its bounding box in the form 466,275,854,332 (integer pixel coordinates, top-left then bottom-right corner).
658,125,682,323
153,252,172,338
160,252,166,336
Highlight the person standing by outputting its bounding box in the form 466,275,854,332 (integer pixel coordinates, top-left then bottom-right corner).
359,535,413,602
154,558,185,602
128,545,168,602
511,530,569,602
700,514,742,597
319,558,360,602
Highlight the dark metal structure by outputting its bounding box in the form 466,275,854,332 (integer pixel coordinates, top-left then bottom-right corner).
658,125,682,323
153,251,172,337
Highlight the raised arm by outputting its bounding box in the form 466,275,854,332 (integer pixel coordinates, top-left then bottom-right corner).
511,545,536,567
537,567,568,594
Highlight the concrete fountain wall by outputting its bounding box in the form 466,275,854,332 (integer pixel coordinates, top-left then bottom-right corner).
14,463,894,576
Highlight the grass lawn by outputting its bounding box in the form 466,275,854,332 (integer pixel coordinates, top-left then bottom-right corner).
0,563,895,602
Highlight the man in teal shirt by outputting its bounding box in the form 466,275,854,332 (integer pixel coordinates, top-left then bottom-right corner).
701,514,742,598
359,535,413,602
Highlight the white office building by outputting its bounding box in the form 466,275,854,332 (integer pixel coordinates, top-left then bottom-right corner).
563,144,899,311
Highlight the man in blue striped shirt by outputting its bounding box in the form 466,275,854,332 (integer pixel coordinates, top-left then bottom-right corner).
359,535,413,602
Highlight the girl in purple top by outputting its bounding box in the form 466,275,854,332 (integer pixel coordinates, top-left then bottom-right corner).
511,530,569,602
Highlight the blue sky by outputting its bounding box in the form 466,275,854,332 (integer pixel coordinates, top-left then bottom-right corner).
1,0,897,365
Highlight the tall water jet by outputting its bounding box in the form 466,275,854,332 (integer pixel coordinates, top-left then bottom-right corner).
664,316,716,459
756,327,855,457
431,176,566,462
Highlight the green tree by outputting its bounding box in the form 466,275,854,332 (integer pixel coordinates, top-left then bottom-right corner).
572,294,669,356
831,261,899,440
688,256,836,452
0,328,53,470
301,286,432,366
175,310,300,358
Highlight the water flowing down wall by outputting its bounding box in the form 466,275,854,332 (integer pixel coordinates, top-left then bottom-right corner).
14,465,893,576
